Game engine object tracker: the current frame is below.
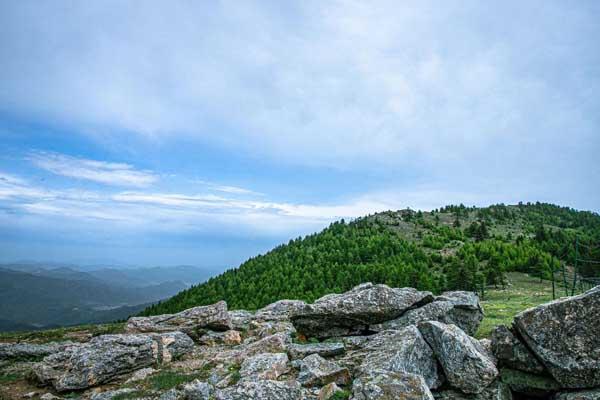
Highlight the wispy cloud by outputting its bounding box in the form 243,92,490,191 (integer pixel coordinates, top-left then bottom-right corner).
28,152,158,187
193,180,263,196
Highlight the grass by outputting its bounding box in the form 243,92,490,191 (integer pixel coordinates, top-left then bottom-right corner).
476,272,564,338
330,389,351,400
142,369,206,391
0,373,21,384
0,322,125,343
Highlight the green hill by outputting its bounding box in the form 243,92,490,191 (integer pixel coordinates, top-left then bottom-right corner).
143,203,600,316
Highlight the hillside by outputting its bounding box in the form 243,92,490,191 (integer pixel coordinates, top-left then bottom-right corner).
143,203,600,315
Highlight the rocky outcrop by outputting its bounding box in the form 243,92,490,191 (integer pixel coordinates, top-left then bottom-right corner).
419,321,498,394
291,283,433,339
513,286,600,388
297,354,351,387
0,342,72,361
352,370,434,400
126,301,232,337
215,380,303,400
255,300,307,321
491,325,545,374
239,353,289,380
554,388,600,400
288,342,345,360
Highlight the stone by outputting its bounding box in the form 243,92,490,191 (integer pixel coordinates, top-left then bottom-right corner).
491,325,544,374
33,332,192,391
255,300,307,321
433,380,513,400
291,283,433,339
352,370,434,400
318,383,345,400
125,367,156,383
239,352,289,380
554,388,600,400
371,301,454,332
183,379,214,399
0,342,71,360
126,301,232,337
229,310,255,330
297,354,351,387
199,330,242,346
90,388,137,400
40,394,61,400
287,342,345,360
513,285,600,388
215,380,303,400
500,368,560,398
435,291,484,335
419,321,498,394
159,389,184,400
354,326,443,389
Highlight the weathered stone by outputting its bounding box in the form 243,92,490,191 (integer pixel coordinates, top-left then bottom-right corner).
247,320,296,341
126,301,232,337
354,326,443,389
371,301,454,332
33,332,192,391
500,368,560,398
291,283,433,339
491,325,544,374
352,370,434,400
159,389,184,400
318,383,345,400
513,286,600,388
435,291,484,335
199,330,242,346
215,380,303,400
90,388,137,400
288,342,345,360
255,300,307,321
183,379,214,400
297,354,351,387
419,321,498,394
239,352,289,380
554,388,600,400
433,380,513,400
39,394,61,400
212,333,290,365
229,310,255,331
125,367,156,383
0,342,71,360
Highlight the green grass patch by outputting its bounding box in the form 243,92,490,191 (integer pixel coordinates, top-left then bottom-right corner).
0,372,21,384
144,370,205,391
330,389,351,400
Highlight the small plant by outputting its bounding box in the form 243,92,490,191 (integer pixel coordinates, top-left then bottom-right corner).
228,363,242,385
330,389,351,400
145,370,204,391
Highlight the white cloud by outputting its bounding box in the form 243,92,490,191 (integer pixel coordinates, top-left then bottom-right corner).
28,152,158,187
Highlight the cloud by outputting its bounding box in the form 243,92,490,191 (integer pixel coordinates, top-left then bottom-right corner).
28,152,158,187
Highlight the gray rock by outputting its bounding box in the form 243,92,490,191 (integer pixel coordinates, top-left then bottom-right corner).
90,388,137,400
435,291,484,336
229,310,255,331
513,286,600,388
239,352,289,380
297,354,351,387
554,388,600,400
491,325,544,374
126,301,232,337
199,330,242,346
153,331,194,362
215,380,303,400
33,332,192,391
354,326,443,389
371,301,454,332
318,383,344,400
255,300,307,321
352,370,434,400
159,389,184,400
183,379,214,400
0,342,71,361
125,367,156,383
433,380,512,400
500,368,560,398
287,342,345,360
419,321,498,394
291,283,433,339
39,394,61,400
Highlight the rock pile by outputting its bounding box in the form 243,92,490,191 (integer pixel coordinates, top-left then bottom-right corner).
3,282,597,399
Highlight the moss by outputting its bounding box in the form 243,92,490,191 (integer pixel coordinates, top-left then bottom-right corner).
228,363,242,385
330,390,351,400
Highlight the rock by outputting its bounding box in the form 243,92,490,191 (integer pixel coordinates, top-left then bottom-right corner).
433,380,513,400
287,342,345,360
554,388,600,400
477,338,496,364
40,394,61,400
340,335,371,350
159,389,184,400
352,370,434,400
215,380,303,400
90,388,137,400
291,283,433,339
491,325,544,374
318,383,345,400
126,301,232,337
247,320,296,341
419,321,498,394
353,326,443,389
297,354,351,387
239,353,289,380
34,332,192,391
229,310,255,330
199,330,242,346
0,342,71,360
183,379,214,399
500,368,560,398
513,285,600,388
371,301,454,332
153,331,195,362
125,367,156,383
23,392,38,399
435,291,484,335
255,300,307,321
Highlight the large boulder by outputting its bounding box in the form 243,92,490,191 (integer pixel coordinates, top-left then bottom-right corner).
435,291,484,336
291,283,433,339
500,368,560,398
554,388,600,400
297,353,351,387
215,380,303,400
352,370,434,400
353,326,443,389
490,325,544,374
433,380,513,400
239,353,289,380
371,301,454,332
33,332,193,391
0,342,71,361
228,310,255,331
126,301,232,337
287,342,345,360
255,300,307,321
419,321,498,394
513,286,600,388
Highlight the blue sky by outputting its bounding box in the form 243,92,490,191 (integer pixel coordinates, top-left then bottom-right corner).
0,1,599,267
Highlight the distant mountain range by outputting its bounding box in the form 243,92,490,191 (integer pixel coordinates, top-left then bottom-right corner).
0,263,220,331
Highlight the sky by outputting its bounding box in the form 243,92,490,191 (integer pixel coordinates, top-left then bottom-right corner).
0,0,599,268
